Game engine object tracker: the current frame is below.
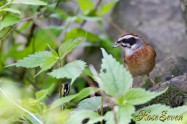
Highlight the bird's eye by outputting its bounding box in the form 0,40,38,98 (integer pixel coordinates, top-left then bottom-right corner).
126,37,136,45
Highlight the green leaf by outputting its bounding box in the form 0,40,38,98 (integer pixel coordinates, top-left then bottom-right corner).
99,0,118,16
58,38,83,58
0,13,20,30
35,83,55,101
78,96,102,111
48,60,86,84
66,110,100,124
51,95,77,110
71,87,99,103
36,57,58,76
77,0,94,12
0,8,21,14
65,28,100,42
123,88,168,105
11,0,47,5
134,104,187,124
104,111,115,124
47,44,59,58
99,48,133,97
87,116,104,124
32,27,62,51
13,51,52,68
117,105,135,124
50,87,99,110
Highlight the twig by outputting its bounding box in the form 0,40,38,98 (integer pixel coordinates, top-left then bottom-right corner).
55,0,62,9
105,18,125,34
0,25,14,40
0,3,10,10
83,76,97,87
80,0,103,27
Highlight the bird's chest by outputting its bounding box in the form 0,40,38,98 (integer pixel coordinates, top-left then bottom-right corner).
124,46,155,76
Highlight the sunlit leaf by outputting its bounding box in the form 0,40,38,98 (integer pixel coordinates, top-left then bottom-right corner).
66,110,100,124
78,96,102,111
65,28,100,42
0,13,20,30
11,0,47,5
50,87,99,110
12,51,52,68
77,0,94,12
0,8,21,14
123,88,168,105
104,111,115,124
48,60,86,84
117,105,135,124
36,57,58,76
98,48,133,97
36,83,55,101
58,38,83,58
99,0,119,16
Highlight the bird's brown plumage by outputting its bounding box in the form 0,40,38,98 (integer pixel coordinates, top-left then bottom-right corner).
124,42,156,77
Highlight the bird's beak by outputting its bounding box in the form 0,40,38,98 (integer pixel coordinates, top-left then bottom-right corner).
113,41,120,48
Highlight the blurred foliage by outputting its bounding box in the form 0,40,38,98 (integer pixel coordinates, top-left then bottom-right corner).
0,0,187,124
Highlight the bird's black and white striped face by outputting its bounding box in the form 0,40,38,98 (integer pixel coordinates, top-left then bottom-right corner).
113,34,143,56
113,34,138,48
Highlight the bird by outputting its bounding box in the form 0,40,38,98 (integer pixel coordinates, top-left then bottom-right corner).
113,33,157,86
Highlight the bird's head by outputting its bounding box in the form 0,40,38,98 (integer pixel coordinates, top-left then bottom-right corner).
113,33,144,56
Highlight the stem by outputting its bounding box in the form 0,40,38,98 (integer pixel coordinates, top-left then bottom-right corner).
0,3,10,10
100,95,104,124
113,108,118,124
55,0,62,9
0,82,43,124
58,59,65,110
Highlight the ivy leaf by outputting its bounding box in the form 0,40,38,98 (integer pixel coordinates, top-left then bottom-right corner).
134,104,187,124
58,38,83,59
99,0,119,16
98,48,133,97
117,105,135,124
11,0,47,5
50,87,99,110
12,51,52,68
48,60,86,84
0,13,20,30
0,8,21,14
77,96,102,111
66,110,100,124
77,0,94,12
123,88,168,105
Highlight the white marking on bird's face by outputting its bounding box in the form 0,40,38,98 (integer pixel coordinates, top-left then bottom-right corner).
123,43,140,56
124,47,134,56
118,34,138,41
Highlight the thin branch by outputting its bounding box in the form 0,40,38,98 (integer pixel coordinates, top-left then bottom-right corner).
0,81,43,124
0,25,14,40
105,18,125,34
80,0,103,27
0,3,10,10
55,0,62,9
